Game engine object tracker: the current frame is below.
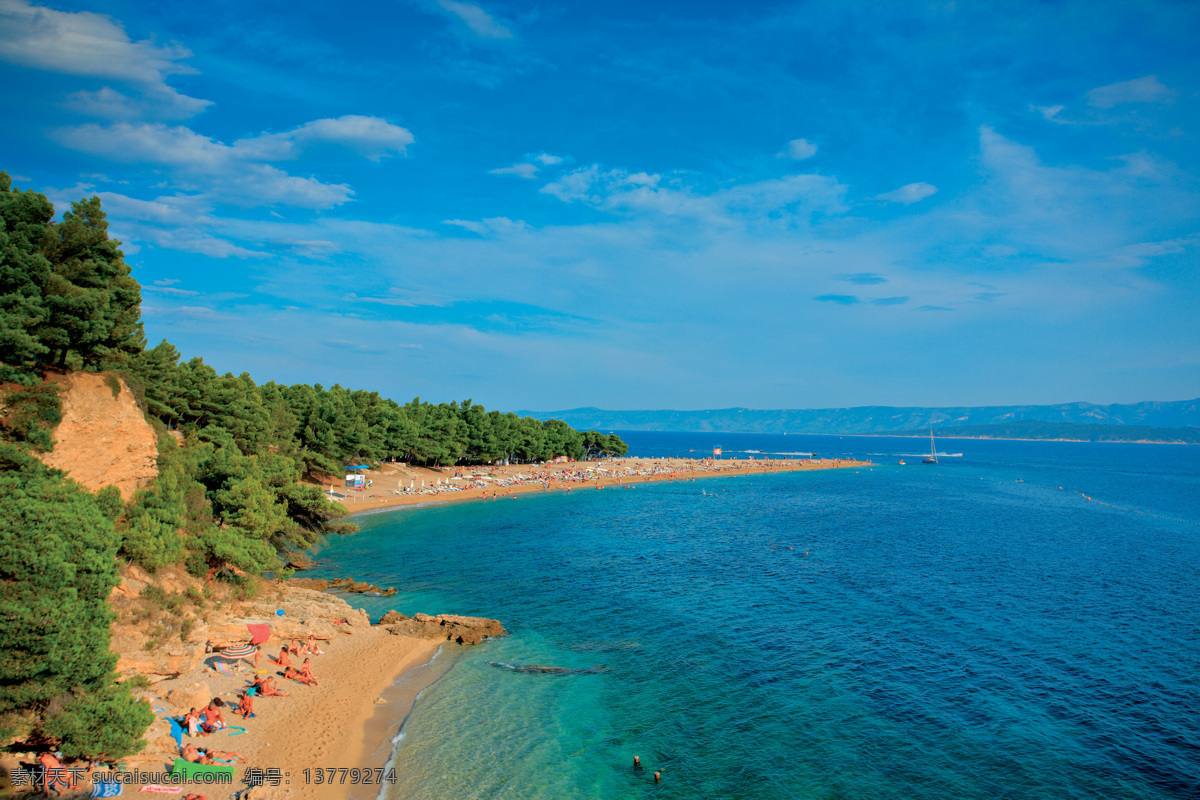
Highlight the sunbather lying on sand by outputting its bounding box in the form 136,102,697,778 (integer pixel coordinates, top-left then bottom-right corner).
283,666,318,686
251,676,289,696
182,742,246,765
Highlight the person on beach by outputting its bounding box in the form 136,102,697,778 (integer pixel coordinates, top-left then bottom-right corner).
182,742,246,764
39,751,72,797
234,691,256,718
305,634,324,655
288,638,302,657
299,658,318,683
201,698,227,733
272,646,293,668
184,707,203,737
284,665,317,686
252,676,289,696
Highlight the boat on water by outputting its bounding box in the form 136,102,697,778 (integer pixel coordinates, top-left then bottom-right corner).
898,459,906,465
922,427,938,464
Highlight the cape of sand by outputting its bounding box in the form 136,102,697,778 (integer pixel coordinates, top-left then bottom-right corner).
322,455,872,517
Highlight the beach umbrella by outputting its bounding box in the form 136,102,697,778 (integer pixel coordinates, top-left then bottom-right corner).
247,623,271,644
216,642,258,661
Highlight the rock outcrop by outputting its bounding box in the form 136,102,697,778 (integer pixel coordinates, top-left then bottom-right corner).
203,588,373,649
109,565,374,683
382,612,505,645
39,372,157,500
289,577,397,596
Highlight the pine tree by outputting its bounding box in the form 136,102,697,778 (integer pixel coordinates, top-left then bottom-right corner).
0,443,151,756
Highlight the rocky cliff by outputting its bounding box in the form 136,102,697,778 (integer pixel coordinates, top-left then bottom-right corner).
39,372,157,500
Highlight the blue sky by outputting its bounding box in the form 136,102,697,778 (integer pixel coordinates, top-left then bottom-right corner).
2,0,1198,411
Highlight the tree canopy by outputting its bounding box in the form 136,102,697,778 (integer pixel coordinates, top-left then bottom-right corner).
0,172,144,383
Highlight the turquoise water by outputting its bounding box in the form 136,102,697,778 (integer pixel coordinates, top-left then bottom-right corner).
307,434,1200,799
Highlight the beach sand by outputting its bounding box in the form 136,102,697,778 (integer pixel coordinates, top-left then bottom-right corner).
242,630,443,800
125,629,444,800
322,456,872,517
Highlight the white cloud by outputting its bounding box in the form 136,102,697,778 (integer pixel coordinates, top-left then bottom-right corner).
489,162,539,179
233,116,414,162
1032,104,1064,121
53,122,361,208
777,138,818,160
541,165,847,225
948,125,1196,269
0,0,209,117
532,153,564,166
1086,75,1173,109
443,216,530,236
876,182,938,205
434,0,514,39
353,289,452,307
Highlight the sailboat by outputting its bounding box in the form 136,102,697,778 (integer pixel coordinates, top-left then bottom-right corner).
922,427,938,464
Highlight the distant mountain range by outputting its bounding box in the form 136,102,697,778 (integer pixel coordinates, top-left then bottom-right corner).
882,421,1200,444
519,398,1200,435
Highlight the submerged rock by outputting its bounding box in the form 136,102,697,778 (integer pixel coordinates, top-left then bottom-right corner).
487,661,607,675
382,612,505,645
288,577,397,596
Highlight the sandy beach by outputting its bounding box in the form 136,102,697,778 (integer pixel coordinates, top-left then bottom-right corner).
143,628,443,800
242,631,443,800
322,455,872,516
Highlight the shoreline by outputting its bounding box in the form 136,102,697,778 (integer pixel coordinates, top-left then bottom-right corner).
326,456,873,518
345,644,462,800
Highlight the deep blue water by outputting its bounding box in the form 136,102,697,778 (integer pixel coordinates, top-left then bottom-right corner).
307,433,1200,800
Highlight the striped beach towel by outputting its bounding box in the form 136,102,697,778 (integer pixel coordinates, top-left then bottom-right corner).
91,780,123,797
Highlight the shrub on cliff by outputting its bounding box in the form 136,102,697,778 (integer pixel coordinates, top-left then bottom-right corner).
0,443,151,756
0,380,63,452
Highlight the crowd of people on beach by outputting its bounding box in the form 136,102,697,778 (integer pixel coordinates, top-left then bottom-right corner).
385,455,854,499
153,633,326,797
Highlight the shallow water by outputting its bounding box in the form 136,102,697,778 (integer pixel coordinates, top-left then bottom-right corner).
307,433,1200,800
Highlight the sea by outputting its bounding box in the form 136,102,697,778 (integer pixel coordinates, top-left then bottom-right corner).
304,432,1200,800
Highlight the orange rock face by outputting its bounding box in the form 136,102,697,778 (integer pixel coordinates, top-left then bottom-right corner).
39,372,158,500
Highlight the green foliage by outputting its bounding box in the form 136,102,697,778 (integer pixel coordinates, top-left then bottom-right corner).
0,443,148,758
42,682,152,760
581,431,629,459
0,380,62,452
95,485,124,521
0,176,144,381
